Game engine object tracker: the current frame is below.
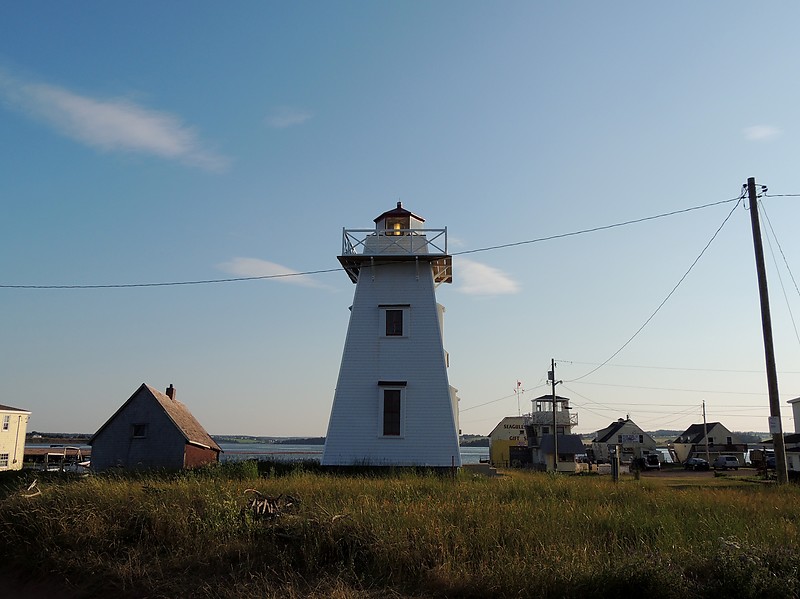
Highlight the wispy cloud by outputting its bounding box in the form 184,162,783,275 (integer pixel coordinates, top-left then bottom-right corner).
456,258,519,296
218,257,330,289
0,71,229,171
743,125,782,142
265,106,312,129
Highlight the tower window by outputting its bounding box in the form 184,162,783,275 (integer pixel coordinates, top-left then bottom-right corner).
378,382,406,437
386,309,403,336
380,305,410,337
383,390,401,436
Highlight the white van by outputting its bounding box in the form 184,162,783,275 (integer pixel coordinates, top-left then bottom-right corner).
713,455,740,470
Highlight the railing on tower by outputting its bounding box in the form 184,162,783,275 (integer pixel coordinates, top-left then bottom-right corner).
525,411,579,427
339,228,452,285
341,228,448,257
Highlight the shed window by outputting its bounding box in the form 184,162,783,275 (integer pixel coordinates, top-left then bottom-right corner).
132,424,148,439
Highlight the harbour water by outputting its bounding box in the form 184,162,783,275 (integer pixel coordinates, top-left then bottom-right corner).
25,443,490,466
219,443,488,465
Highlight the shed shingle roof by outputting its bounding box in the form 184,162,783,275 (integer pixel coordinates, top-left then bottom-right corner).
144,385,221,452
90,383,221,452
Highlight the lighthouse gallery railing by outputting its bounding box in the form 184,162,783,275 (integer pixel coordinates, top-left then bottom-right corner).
341,228,448,257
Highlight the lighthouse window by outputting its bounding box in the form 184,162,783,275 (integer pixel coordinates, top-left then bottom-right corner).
383,390,401,436
380,305,409,337
386,309,403,336
378,383,406,437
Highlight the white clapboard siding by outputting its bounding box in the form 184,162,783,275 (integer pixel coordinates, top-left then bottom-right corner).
322,258,461,467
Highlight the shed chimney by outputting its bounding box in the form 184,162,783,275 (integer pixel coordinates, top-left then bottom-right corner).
166,384,176,400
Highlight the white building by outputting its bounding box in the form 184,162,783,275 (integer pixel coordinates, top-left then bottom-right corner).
0,404,31,471
784,397,800,473
591,417,659,463
672,422,746,464
322,203,461,467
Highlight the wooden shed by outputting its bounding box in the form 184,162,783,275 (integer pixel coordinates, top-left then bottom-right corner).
90,383,221,471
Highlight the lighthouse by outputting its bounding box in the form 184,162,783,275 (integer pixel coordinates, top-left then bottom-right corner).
321,203,461,467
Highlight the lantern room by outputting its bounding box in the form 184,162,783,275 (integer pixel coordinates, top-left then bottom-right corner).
374,202,425,235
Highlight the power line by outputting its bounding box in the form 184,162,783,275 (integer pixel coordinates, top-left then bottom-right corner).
760,200,800,348
0,268,343,290
452,196,742,256
569,380,781,396
555,359,800,375
565,196,744,383
0,195,745,290
460,384,548,412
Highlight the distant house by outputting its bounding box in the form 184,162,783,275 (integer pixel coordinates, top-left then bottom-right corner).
672,422,746,464
90,384,221,471
591,417,658,464
0,404,31,471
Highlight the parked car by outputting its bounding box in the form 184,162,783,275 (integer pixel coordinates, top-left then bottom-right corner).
713,455,740,470
766,456,776,470
644,454,661,470
684,457,710,471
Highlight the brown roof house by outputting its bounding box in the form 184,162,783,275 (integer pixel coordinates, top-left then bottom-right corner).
90,383,221,472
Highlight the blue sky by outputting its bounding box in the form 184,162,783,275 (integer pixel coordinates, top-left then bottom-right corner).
2,2,800,438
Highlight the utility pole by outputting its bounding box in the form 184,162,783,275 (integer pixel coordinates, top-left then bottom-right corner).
702,400,711,464
746,177,788,484
548,359,562,472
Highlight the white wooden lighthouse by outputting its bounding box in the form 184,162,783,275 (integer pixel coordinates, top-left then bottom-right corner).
322,203,461,467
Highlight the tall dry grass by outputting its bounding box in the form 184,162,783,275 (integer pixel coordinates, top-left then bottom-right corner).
0,465,797,598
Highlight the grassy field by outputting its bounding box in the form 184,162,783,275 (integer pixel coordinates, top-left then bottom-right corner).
0,463,797,598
